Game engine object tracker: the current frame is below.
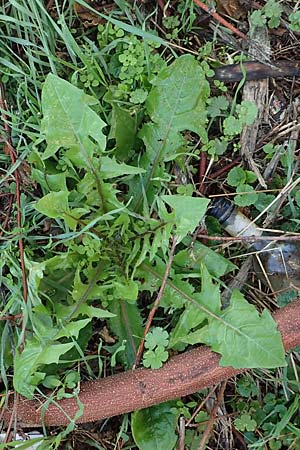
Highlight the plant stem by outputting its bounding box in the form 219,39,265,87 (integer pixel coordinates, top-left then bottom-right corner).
133,236,177,369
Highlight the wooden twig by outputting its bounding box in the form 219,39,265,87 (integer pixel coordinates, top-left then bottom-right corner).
209,157,242,180
214,61,300,82
199,151,207,194
197,381,227,450
195,234,300,243
2,299,300,427
186,385,219,427
157,0,170,16
178,416,185,450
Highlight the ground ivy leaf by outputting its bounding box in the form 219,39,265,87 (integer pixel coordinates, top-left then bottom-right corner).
223,115,242,136
203,289,286,368
41,73,106,160
237,100,258,126
227,167,246,187
234,184,259,207
132,402,179,450
161,195,210,241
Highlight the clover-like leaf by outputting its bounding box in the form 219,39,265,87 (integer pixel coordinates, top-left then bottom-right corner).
143,346,169,369
237,100,258,126
227,167,246,187
234,184,258,207
145,327,169,350
234,414,257,432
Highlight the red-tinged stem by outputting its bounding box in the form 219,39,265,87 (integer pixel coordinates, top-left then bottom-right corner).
192,0,248,40
197,381,227,450
209,157,242,180
133,236,177,368
199,151,207,194
0,88,27,308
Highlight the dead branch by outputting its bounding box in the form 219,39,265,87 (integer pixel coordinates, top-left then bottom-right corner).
2,299,300,428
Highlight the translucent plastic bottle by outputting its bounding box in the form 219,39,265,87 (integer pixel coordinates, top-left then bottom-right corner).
209,198,300,292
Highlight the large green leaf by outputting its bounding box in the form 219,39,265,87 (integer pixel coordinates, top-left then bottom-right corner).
129,54,210,211
145,264,285,368
169,266,220,348
109,299,144,367
139,260,195,311
132,402,179,450
35,190,69,219
14,338,77,398
173,240,236,278
189,289,286,368
32,169,68,192
14,314,94,398
161,195,210,241
41,73,106,161
107,100,138,161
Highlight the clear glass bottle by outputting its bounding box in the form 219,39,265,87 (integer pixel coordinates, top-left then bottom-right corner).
209,198,300,292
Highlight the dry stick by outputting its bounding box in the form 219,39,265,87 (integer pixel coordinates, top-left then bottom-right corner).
0,193,14,236
192,0,248,40
157,0,170,16
133,236,177,368
208,157,242,180
197,381,227,450
186,384,219,427
1,395,15,445
178,416,185,450
240,24,269,189
2,299,300,428
196,234,300,242
199,151,207,194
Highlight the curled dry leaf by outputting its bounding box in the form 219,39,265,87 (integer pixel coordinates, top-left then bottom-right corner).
216,0,246,19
